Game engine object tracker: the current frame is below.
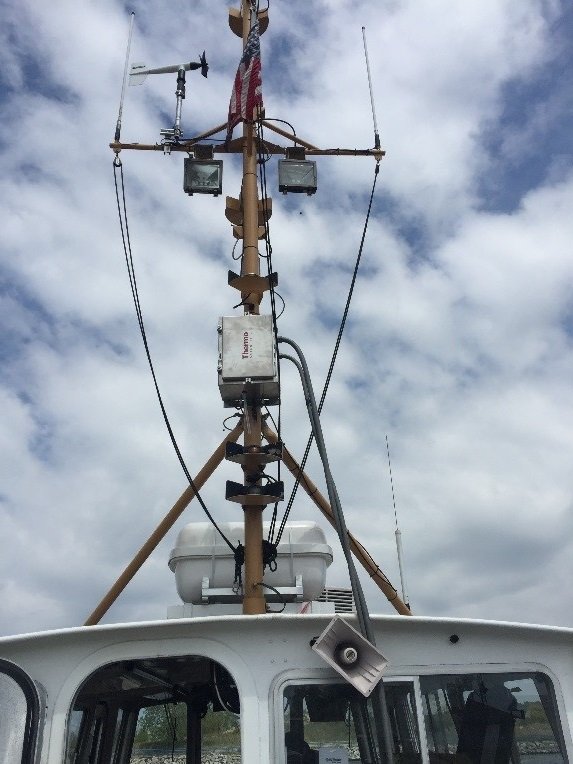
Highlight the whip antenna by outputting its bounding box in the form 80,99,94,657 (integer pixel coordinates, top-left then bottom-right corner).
114,11,136,142
362,26,380,151
386,435,410,609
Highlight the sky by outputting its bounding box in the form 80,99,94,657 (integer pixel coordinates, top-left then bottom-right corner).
0,0,572,638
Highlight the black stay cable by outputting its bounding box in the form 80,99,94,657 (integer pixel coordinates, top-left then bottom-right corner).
112,156,236,553
318,164,380,414
276,163,380,544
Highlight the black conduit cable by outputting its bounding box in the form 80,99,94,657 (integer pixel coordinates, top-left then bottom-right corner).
233,542,245,591
255,582,285,612
256,119,283,547
279,337,394,764
278,343,369,634
276,163,380,545
112,156,236,554
261,116,296,141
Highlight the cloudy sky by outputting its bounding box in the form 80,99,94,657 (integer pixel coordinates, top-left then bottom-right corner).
1,0,572,638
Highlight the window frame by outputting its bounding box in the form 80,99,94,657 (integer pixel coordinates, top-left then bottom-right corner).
417,667,569,763
0,657,41,764
272,663,570,763
272,669,429,763
63,653,244,764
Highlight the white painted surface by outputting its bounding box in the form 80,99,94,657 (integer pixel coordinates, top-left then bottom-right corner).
0,614,572,762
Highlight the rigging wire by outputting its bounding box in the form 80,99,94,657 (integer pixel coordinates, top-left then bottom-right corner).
275,162,381,544
263,406,279,434
272,289,285,319
231,238,241,260
223,412,242,431
112,156,236,553
233,293,254,310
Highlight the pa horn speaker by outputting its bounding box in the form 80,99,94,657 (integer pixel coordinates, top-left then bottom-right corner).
311,615,388,697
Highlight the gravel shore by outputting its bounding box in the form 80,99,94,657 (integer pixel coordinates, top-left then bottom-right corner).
131,752,241,763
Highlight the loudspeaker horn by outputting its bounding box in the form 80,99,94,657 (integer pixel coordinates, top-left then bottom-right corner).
311,615,388,697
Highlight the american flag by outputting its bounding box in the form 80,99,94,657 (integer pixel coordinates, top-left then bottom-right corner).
227,18,262,139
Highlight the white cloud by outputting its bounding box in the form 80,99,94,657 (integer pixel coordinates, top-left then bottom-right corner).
0,0,572,640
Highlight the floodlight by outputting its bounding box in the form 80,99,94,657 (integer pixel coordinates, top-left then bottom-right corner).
184,158,223,196
278,159,317,195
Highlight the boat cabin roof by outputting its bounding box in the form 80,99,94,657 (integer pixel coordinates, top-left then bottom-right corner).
1,614,572,763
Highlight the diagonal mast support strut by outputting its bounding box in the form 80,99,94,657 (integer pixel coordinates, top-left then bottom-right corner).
262,422,412,616
84,420,244,626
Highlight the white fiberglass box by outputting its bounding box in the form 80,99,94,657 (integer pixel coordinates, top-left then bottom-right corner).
218,315,279,406
169,521,332,604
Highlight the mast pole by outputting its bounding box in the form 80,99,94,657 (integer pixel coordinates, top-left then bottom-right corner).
240,0,266,615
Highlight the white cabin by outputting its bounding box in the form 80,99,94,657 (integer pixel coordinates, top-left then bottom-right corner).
2,609,572,762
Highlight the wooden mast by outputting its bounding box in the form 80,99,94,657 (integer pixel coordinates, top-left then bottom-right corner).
239,0,266,615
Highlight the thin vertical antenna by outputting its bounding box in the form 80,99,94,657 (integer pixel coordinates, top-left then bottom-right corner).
114,12,136,142
386,435,410,609
362,26,380,151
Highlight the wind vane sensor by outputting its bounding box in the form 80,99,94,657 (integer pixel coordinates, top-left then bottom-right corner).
129,53,209,145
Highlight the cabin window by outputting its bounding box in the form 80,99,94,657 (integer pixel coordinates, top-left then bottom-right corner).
0,658,40,764
65,709,85,763
282,680,422,763
419,671,567,763
65,655,241,763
